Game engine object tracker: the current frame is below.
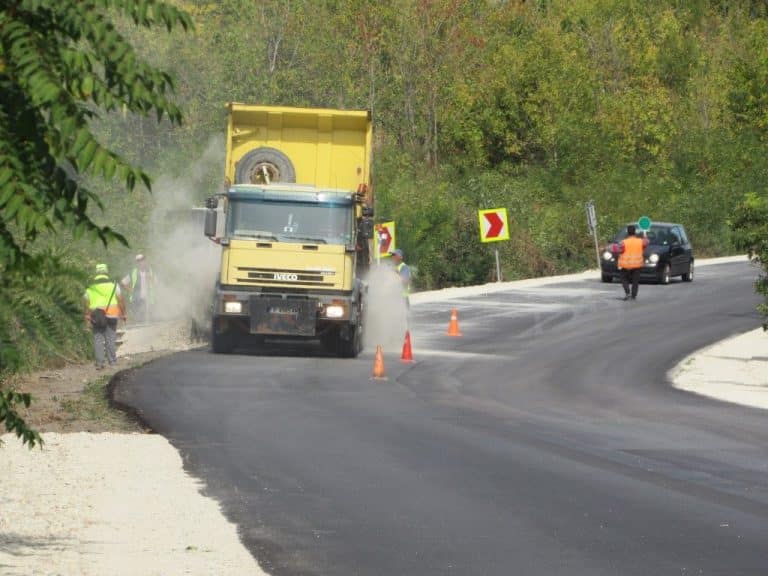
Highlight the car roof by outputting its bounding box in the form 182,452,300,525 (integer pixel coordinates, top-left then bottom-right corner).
623,222,683,228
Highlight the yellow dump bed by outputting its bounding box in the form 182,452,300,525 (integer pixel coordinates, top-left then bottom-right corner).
225,104,372,192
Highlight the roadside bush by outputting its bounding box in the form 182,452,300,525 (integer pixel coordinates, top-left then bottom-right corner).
0,252,91,375
731,192,768,329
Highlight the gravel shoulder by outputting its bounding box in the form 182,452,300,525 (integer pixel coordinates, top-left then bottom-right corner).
670,327,768,409
0,433,263,576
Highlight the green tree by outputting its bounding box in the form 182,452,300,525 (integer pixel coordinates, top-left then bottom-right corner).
0,0,192,447
731,192,768,329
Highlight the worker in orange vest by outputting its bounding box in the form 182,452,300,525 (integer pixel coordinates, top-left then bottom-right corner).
615,224,649,301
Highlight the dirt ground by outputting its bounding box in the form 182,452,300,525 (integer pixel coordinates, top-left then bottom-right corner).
5,320,203,435
7,351,162,435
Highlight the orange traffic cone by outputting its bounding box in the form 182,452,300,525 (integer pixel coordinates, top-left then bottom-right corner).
371,345,387,380
401,330,414,363
447,308,462,337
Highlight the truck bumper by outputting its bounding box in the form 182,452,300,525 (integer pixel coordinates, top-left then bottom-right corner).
249,296,318,336
213,287,359,338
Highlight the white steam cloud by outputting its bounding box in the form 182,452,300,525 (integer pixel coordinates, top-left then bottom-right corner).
139,137,223,333
364,262,411,353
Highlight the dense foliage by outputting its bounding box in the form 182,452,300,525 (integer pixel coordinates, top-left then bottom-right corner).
732,193,768,328
1,0,767,423
0,0,192,446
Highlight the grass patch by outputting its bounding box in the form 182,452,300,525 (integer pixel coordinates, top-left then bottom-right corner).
59,374,139,432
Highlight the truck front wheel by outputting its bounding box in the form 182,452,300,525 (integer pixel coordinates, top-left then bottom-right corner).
338,326,362,358
211,321,235,354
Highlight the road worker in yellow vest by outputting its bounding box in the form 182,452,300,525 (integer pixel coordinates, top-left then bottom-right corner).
389,248,411,310
616,225,649,301
84,263,126,369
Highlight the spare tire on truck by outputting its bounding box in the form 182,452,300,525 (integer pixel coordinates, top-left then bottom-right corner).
235,147,296,184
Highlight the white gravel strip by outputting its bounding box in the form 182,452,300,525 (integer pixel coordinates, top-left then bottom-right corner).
670,328,768,410
0,432,266,576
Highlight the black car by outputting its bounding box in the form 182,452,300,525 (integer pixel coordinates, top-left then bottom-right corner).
600,222,694,284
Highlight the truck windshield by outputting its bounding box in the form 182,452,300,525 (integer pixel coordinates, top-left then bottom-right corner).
227,199,354,245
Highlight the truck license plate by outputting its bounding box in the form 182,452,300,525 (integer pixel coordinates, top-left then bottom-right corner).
269,306,298,315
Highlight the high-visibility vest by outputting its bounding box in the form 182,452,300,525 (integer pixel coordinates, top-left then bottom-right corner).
86,275,121,317
618,236,645,270
396,262,410,297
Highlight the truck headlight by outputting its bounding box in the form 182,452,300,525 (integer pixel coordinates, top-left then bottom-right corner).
325,305,345,318
224,301,242,314
648,253,659,264
602,251,613,261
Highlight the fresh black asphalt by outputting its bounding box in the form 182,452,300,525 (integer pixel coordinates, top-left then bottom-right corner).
115,261,768,575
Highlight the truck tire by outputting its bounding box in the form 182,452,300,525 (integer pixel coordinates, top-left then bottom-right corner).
211,323,235,354
235,147,296,184
338,326,361,358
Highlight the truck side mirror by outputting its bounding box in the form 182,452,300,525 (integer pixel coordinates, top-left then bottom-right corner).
204,209,217,238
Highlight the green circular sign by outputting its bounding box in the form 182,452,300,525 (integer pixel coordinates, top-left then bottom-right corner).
638,216,652,231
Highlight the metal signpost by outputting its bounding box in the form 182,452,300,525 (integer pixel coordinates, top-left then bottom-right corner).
585,201,600,269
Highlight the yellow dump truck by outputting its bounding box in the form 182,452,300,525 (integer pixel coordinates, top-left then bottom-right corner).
204,104,374,356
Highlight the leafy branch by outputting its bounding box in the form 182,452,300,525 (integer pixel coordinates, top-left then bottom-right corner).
0,0,192,444
731,192,768,329
0,390,42,448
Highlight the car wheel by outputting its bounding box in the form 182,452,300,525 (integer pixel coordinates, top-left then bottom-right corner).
601,273,613,283
658,263,671,285
682,260,694,282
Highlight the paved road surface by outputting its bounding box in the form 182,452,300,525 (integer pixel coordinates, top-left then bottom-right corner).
116,261,767,576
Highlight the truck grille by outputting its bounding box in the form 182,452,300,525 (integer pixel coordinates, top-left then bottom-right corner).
236,266,335,287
